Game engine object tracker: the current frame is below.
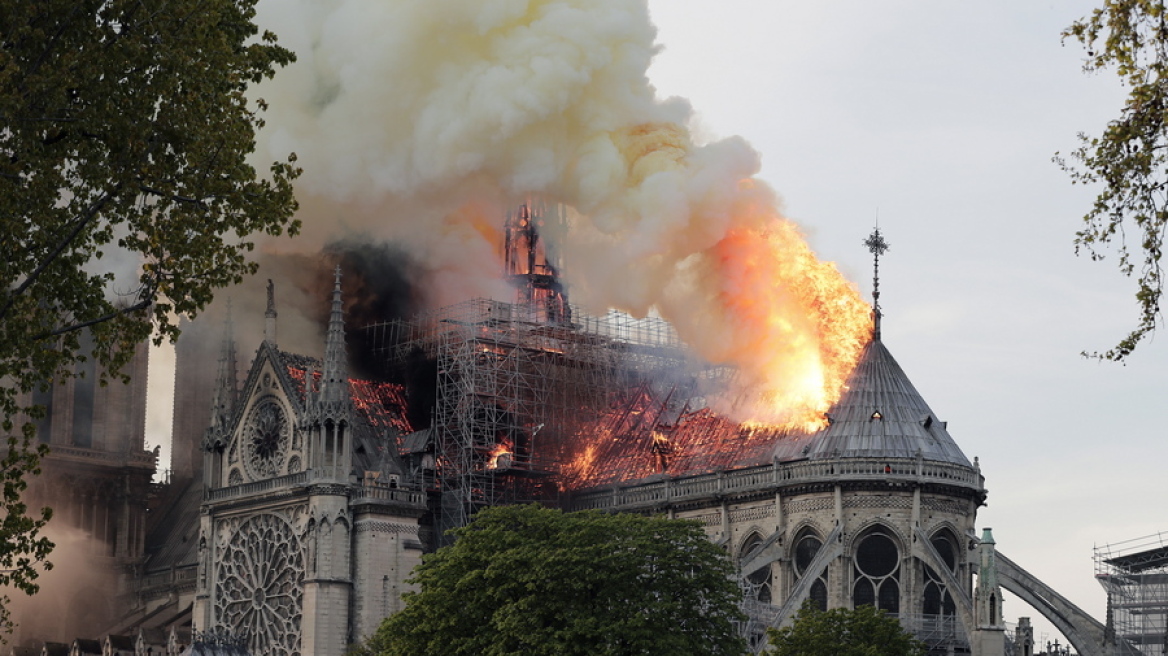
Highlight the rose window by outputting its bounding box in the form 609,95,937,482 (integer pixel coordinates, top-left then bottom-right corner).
243,399,290,479
215,514,304,656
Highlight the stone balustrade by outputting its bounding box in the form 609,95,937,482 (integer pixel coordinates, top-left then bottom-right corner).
351,483,427,506
139,565,197,593
205,470,426,506
568,457,983,511
205,470,310,502
44,444,157,468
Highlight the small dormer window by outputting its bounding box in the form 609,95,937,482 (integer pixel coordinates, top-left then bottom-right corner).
870,411,883,421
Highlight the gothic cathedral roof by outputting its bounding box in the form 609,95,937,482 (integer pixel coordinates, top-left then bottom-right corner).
772,336,974,467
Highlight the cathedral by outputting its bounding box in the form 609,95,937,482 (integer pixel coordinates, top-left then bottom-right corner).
12,214,1123,656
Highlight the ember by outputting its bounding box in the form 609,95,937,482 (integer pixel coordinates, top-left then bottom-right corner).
486,442,513,470
285,364,414,451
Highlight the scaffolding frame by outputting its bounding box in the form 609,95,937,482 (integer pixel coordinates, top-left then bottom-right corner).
1096,532,1168,656
365,297,718,533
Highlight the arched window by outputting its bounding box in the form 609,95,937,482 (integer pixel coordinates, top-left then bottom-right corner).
792,529,828,611
853,527,900,613
923,531,958,617
741,533,772,604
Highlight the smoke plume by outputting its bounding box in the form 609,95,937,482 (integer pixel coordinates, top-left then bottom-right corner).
246,0,871,424
5,526,120,645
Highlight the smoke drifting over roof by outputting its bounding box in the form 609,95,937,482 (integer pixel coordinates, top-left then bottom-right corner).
242,0,871,424
324,239,419,329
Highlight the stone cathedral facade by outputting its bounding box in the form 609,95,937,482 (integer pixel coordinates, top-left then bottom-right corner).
165,271,1011,656
193,271,426,656
9,217,1114,656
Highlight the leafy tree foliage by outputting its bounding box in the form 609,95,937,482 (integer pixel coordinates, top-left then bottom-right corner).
764,601,926,656
363,504,748,656
1060,1,1168,360
0,0,299,625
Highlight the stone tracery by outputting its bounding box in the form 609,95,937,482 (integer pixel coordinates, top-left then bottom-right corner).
214,513,304,656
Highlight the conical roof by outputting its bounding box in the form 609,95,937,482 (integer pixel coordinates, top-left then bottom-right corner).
775,336,973,467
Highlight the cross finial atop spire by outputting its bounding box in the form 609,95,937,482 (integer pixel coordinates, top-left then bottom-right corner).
863,225,890,340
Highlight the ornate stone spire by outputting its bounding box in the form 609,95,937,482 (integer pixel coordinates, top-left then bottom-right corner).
863,225,890,340
264,278,278,345
320,266,349,410
204,304,238,450
976,528,1004,628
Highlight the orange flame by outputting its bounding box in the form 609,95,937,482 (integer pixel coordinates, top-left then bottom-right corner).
486,441,513,470
703,218,871,429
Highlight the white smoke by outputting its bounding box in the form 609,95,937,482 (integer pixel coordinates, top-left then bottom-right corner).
248,0,868,423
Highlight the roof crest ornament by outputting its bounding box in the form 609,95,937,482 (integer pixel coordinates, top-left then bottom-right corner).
863,223,890,341
264,278,278,345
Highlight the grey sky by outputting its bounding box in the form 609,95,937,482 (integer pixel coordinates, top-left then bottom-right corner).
643,0,1164,640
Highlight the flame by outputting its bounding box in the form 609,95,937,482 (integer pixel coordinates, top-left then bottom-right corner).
563,442,599,485
702,220,872,429
486,441,513,470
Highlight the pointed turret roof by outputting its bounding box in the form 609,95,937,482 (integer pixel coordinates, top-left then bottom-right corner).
791,335,973,467
202,309,238,451
321,265,349,408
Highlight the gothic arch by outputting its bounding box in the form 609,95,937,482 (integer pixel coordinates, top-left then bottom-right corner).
849,523,905,613
739,531,771,603
925,526,962,570
789,525,826,567
921,527,961,618
304,517,317,573
845,518,909,555
789,525,829,611
317,518,334,577
737,529,766,560
787,518,825,545
331,517,350,575
926,521,962,544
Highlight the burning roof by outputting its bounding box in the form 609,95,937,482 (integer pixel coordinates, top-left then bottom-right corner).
555,333,974,492
281,352,413,465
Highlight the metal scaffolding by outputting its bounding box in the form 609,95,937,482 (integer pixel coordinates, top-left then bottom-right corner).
364,296,716,533
1096,532,1168,656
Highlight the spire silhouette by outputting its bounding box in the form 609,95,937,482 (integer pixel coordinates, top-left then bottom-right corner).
204,303,238,450
863,225,890,340
320,265,349,410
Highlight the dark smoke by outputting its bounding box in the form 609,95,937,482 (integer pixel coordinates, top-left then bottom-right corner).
401,346,437,430
321,239,421,381
196,241,435,429
313,240,437,429
325,239,420,329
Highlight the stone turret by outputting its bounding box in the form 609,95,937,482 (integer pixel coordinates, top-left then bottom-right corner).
319,266,351,415
202,311,238,489
974,528,1006,656
303,266,353,482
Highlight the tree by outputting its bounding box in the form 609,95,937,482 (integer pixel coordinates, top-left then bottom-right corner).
1060,1,1168,360
362,504,748,656
0,0,299,627
764,601,926,656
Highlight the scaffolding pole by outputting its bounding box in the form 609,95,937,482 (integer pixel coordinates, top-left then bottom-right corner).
366,298,711,533
1096,532,1168,656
